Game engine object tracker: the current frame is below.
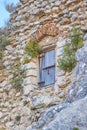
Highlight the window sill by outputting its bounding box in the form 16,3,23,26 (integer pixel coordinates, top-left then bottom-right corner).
38,83,55,88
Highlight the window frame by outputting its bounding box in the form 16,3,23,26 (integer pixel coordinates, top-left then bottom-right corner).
38,44,56,87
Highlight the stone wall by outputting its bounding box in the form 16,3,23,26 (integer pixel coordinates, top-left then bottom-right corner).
0,0,87,129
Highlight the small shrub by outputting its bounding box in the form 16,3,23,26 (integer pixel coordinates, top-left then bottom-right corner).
73,127,79,130
11,56,26,90
58,27,83,72
0,35,10,70
11,68,25,90
25,39,41,58
0,35,10,51
0,51,4,60
24,56,31,64
58,54,76,72
68,27,83,50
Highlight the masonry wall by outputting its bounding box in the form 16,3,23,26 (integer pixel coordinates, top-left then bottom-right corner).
0,0,87,129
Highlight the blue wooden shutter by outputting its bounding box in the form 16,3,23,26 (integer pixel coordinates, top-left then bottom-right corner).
45,50,55,67
44,67,55,86
44,50,55,86
38,50,55,87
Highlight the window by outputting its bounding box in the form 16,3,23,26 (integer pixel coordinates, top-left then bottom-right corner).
38,49,55,87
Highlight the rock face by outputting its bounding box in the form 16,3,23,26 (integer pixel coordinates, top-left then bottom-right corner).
27,97,87,130
42,97,87,130
26,39,87,130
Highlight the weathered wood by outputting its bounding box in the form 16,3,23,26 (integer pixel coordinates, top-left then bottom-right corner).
38,49,55,87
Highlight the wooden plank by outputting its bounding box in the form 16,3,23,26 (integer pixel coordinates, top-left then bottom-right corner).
44,67,55,86
45,50,55,67
38,49,55,87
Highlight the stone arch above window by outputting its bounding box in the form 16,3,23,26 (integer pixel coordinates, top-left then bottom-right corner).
33,22,58,41
32,22,67,41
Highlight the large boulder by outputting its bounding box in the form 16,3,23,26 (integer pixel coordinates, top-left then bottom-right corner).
42,96,87,130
